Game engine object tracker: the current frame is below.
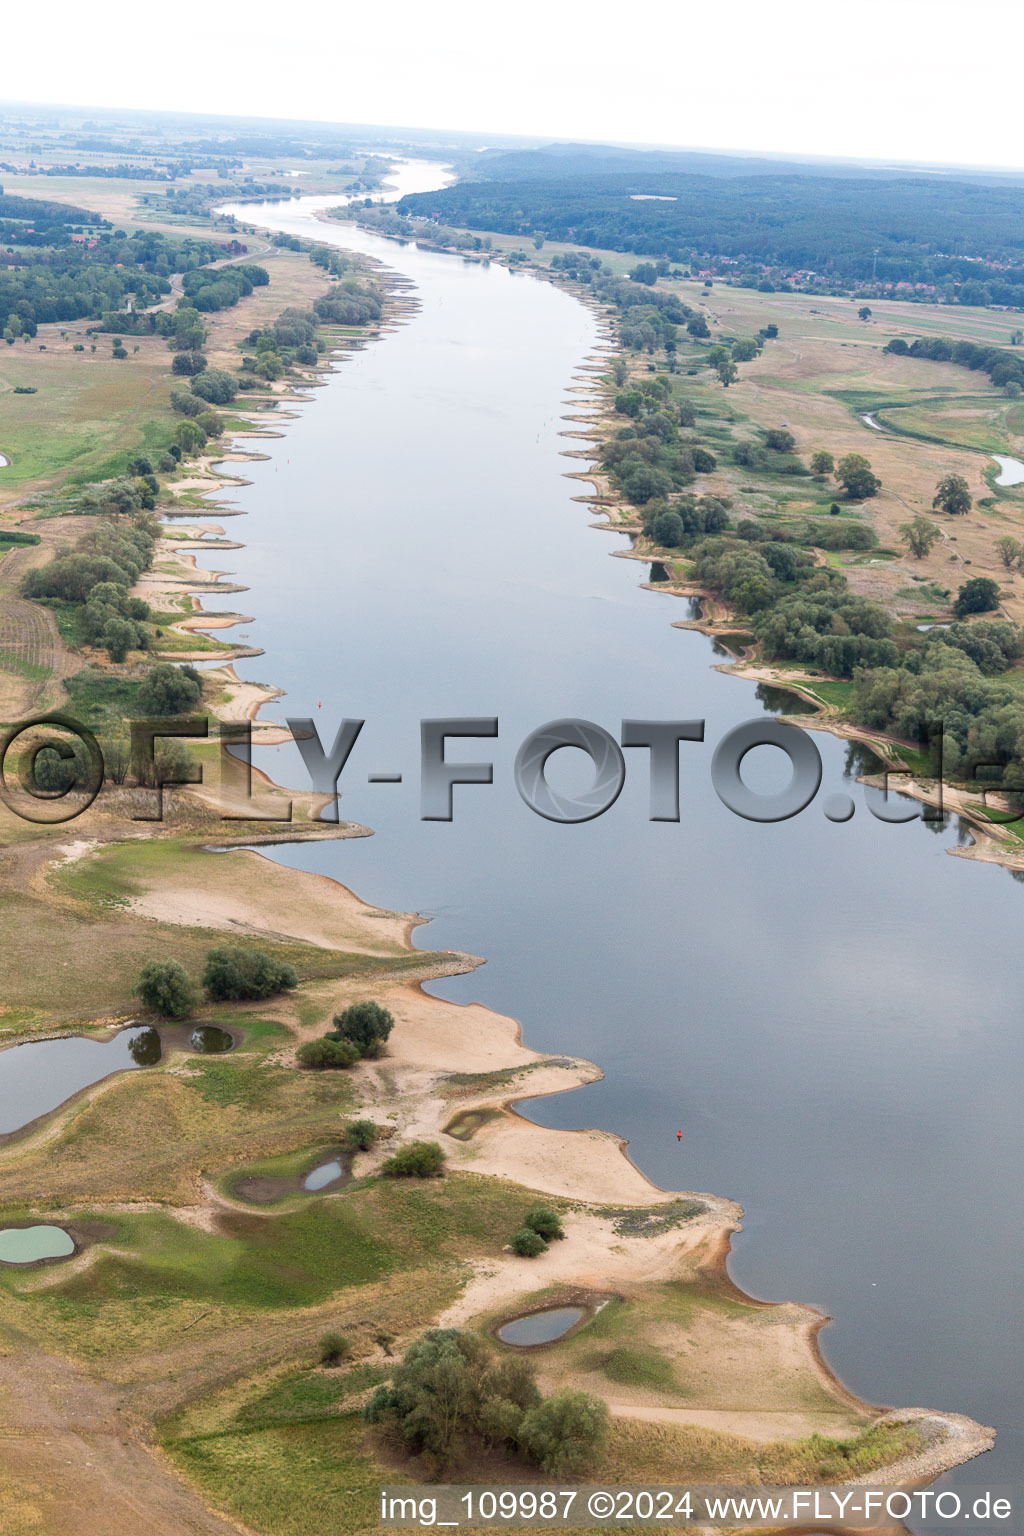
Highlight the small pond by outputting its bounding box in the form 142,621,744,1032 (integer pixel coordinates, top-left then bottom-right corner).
0,1225,75,1264
235,1148,354,1204
0,1024,234,1137
992,454,1024,487
497,1306,584,1346
189,1025,233,1054
303,1159,345,1191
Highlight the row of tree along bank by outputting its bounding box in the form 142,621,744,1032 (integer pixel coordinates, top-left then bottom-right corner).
582,274,1024,802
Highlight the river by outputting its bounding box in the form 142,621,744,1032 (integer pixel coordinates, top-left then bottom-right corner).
210,169,1022,1524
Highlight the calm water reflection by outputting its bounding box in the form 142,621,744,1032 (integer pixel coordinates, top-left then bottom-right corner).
498,1307,584,1346
0,1027,160,1134
205,190,1022,1522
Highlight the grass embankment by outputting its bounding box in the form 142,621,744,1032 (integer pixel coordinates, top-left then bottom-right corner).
0,344,176,494
0,823,433,1035
0,816,929,1532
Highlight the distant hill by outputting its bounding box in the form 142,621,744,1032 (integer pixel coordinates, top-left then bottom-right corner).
398,168,1024,292
474,142,1024,187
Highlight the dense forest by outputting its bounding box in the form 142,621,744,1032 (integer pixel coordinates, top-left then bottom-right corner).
0,230,231,328
399,169,1024,291
0,189,100,230
473,143,1004,183
0,192,261,328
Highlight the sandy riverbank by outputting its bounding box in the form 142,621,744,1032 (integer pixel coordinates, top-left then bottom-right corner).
106,226,996,1490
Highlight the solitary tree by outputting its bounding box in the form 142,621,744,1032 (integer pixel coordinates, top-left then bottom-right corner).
899,516,941,559
137,959,196,1019
996,535,1022,570
858,306,872,320
716,358,739,387
954,577,1001,618
932,473,972,516
836,453,881,499
764,427,796,452
330,1000,394,1057
810,450,835,476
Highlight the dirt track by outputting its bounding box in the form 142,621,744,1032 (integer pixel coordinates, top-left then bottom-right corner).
0,1333,250,1535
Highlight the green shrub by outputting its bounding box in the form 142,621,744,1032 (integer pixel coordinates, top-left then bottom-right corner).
174,419,206,453
511,1228,548,1258
171,350,207,376
345,1118,378,1150
190,367,237,405
135,662,202,717
318,1331,351,1367
330,1000,395,1058
382,1141,445,1178
296,1037,359,1070
203,946,298,1002
518,1389,609,1476
524,1207,564,1242
136,959,196,1019
365,1328,606,1478
955,576,1000,619
132,736,199,790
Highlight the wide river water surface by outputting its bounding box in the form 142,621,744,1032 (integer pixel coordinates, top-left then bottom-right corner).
210,168,1023,1523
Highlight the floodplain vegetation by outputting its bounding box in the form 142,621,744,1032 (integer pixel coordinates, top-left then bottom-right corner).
522,249,1024,848
0,116,999,1533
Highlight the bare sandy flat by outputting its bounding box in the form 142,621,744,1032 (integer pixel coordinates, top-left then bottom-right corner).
128,846,409,956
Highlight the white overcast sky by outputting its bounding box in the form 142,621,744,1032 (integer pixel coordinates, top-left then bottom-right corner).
6,0,1024,171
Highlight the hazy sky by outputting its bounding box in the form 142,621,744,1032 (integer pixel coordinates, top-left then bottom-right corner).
7,0,1024,170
